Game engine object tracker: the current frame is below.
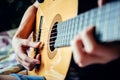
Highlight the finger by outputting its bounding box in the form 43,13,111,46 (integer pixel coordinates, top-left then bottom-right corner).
71,39,103,67
98,0,105,7
16,55,32,70
16,53,35,70
71,37,87,67
17,49,40,70
21,39,43,48
36,54,41,61
81,26,98,54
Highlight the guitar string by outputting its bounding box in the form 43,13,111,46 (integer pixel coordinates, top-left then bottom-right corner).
35,20,120,48
36,3,119,32
38,16,119,40
41,17,120,47
36,14,119,41
38,8,119,36
35,3,120,47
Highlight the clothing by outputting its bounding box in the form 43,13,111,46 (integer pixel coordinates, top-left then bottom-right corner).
11,74,45,80
37,0,44,3
11,0,120,80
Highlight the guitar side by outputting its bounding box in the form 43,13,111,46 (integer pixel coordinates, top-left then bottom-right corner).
28,0,78,80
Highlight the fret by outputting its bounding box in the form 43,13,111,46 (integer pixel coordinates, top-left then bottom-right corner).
96,7,102,29
75,16,80,37
70,18,74,44
89,8,98,27
107,3,113,41
114,2,120,40
59,22,62,46
86,12,89,27
64,21,67,46
78,14,84,32
55,1,120,48
63,22,66,46
57,22,62,46
72,18,76,40
66,20,70,46
89,8,94,25
62,22,64,46
84,11,89,29
67,20,71,44
118,2,120,39
73,17,76,38
104,2,110,41
64,21,68,46
71,18,76,39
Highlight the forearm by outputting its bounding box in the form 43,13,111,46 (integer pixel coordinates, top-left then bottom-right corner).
0,75,16,80
14,6,37,39
13,1,40,39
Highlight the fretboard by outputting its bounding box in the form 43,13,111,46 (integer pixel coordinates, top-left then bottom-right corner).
55,0,120,48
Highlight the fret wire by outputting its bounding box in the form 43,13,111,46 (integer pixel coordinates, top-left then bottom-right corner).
67,20,69,46
39,2,120,34
64,21,67,46
62,22,64,46
68,19,71,46
79,14,84,32
64,20,67,46
41,19,120,42
84,11,89,29
72,18,74,39
40,18,120,40
89,8,94,25
72,18,75,39
70,18,74,44
59,21,64,45
41,13,119,40
96,7,101,29
118,2,120,39
104,3,110,41
67,20,70,46
37,1,119,47
63,21,65,46
38,3,119,35
67,20,70,45
114,2,120,40
63,21,66,46
60,22,63,46
74,16,78,37
107,3,112,40
55,20,120,47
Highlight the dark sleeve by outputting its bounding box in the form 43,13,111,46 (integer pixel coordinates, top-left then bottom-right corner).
37,0,44,3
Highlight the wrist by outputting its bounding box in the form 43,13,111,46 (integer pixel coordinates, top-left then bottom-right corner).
33,1,40,9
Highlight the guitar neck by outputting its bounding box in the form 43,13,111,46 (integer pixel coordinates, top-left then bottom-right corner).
55,1,120,48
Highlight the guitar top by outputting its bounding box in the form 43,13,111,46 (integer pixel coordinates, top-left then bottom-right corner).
28,0,120,80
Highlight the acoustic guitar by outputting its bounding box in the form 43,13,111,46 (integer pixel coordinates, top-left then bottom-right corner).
28,0,120,80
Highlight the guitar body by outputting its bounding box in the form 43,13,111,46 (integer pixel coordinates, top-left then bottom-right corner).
28,0,78,79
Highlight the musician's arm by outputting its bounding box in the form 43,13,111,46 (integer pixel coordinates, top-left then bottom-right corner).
71,0,120,67
12,0,42,71
71,26,120,67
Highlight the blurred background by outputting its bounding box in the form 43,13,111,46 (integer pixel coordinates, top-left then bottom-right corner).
0,0,35,74
0,0,35,32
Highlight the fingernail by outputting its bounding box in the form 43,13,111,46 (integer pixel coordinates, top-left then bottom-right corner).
36,60,40,64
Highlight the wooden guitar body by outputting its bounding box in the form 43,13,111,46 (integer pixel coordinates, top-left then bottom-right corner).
28,0,78,79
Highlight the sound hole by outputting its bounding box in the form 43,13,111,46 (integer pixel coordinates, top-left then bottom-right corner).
49,22,58,51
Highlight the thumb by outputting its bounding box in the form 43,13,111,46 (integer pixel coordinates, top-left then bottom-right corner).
36,54,41,62
21,39,42,48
